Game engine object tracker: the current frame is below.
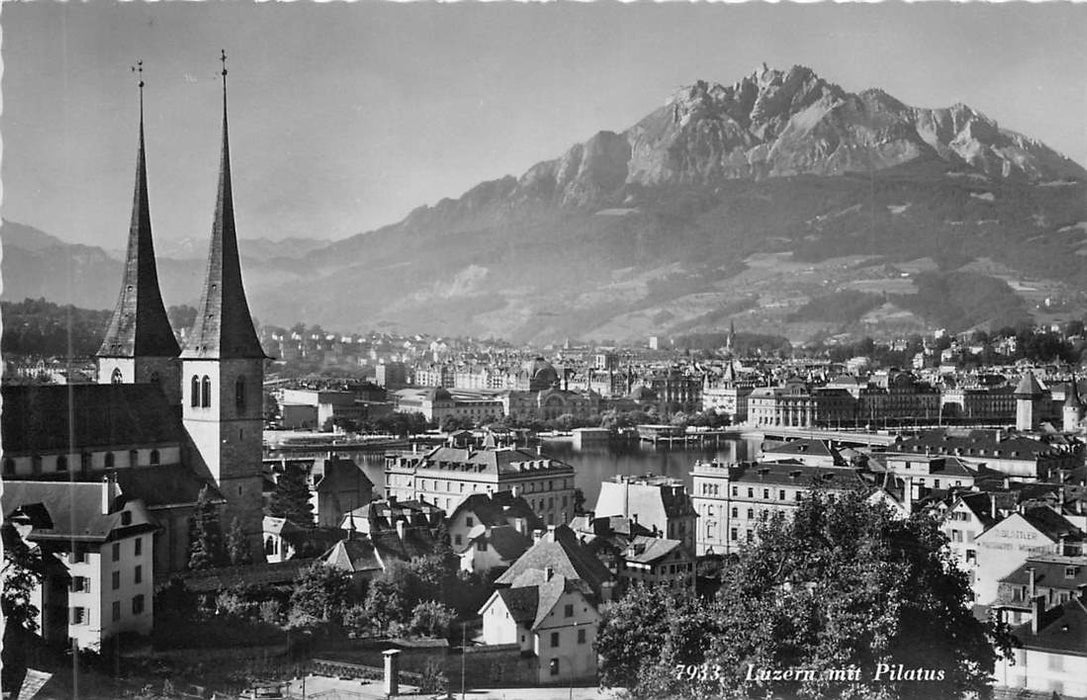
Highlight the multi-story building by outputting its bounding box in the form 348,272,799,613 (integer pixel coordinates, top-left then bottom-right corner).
701,363,754,422
593,475,697,553
993,596,1087,698
747,382,855,429
972,508,1084,604
393,387,504,425
892,430,1080,481
940,492,999,587
2,480,158,651
480,526,614,685
690,460,864,556
385,445,576,525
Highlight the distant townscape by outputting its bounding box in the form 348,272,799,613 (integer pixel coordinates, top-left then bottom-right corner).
5,61,1087,700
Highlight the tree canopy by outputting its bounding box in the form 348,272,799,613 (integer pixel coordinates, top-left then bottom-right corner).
269,462,314,528
597,489,1009,700
187,485,226,571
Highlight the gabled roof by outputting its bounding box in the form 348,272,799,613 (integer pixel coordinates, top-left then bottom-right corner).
448,492,545,532
495,525,613,599
466,525,533,561
114,465,225,508
496,586,539,625
97,97,180,359
999,556,1087,591
1,384,181,454
1,481,157,543
1009,598,1087,656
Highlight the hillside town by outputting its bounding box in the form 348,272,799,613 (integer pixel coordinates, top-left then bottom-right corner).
7,5,1087,700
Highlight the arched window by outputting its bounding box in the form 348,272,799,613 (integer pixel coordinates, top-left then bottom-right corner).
201,376,212,408
56,455,68,472
111,368,123,384
104,452,115,468
191,376,200,407
150,449,160,465
265,536,277,555
235,376,247,413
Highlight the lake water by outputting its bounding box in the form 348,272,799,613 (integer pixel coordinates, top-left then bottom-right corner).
345,437,761,512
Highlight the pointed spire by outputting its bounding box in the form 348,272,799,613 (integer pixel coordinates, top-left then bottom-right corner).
183,51,266,360
98,61,180,359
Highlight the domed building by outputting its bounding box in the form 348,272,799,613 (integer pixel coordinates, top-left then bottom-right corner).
522,357,560,392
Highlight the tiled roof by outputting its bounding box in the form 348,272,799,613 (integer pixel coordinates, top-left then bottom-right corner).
1019,507,1084,542
114,465,225,508
895,431,1062,460
97,111,180,359
2,384,181,454
470,525,533,561
322,538,383,574
999,556,1087,591
729,462,864,490
495,525,613,599
450,492,546,531
497,586,539,625
1,481,157,542
417,446,573,476
1014,372,1047,398
624,536,683,564
1009,598,1087,656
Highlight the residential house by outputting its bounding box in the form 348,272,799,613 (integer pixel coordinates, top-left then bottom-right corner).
973,508,1085,604
593,475,697,553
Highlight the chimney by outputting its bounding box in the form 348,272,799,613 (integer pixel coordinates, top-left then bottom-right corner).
1028,567,1037,598
101,473,116,515
546,524,557,542
1031,594,1046,634
514,516,526,535
995,429,1003,443
990,493,997,520
532,528,544,543
382,649,401,697
536,445,542,456
903,476,913,514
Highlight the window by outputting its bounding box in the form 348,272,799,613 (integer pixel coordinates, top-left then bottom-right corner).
763,489,770,499
478,540,488,552
564,604,573,618
966,549,977,564
731,486,737,497
71,607,86,625
549,659,559,677
112,601,121,622
105,452,115,468
779,490,786,500
81,453,92,472
746,529,753,540
112,571,121,590
135,537,142,556
201,376,212,408
129,449,139,467
578,628,586,644
57,455,68,472
32,455,42,474
466,517,474,527
550,632,560,648
1066,567,1078,579
132,595,145,615
730,528,738,541
71,577,89,593
731,507,738,518
134,565,143,584
111,368,123,384
951,530,963,543
112,543,121,562
150,450,160,465
72,547,87,564
747,509,754,519
191,376,200,407
121,511,132,526
3,458,14,476
235,376,247,412
747,488,754,498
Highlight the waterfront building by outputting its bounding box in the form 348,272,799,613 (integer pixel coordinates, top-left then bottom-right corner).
892,430,1079,481
593,475,697,553
690,460,864,556
385,445,575,525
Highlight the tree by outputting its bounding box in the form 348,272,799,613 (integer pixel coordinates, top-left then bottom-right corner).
269,462,314,528
289,562,353,628
188,485,226,571
225,518,253,566
596,489,1010,700
409,600,457,639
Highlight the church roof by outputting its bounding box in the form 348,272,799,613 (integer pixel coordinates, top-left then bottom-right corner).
97,87,180,359
182,66,266,360
1,384,181,454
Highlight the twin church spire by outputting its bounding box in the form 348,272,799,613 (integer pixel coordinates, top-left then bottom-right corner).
98,53,264,364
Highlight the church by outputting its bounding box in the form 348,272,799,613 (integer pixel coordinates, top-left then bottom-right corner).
1,58,267,649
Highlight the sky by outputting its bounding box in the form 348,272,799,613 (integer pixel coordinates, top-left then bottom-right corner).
3,2,1086,250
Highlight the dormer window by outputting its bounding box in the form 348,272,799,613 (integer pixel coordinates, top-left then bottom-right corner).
121,511,132,526
111,368,123,384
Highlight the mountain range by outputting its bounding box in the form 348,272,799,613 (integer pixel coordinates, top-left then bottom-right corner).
5,65,1087,345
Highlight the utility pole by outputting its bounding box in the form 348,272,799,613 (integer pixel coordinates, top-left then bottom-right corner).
461,620,467,700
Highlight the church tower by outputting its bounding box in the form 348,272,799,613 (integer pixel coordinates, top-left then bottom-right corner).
97,63,182,406
181,52,267,555
1063,376,1083,433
